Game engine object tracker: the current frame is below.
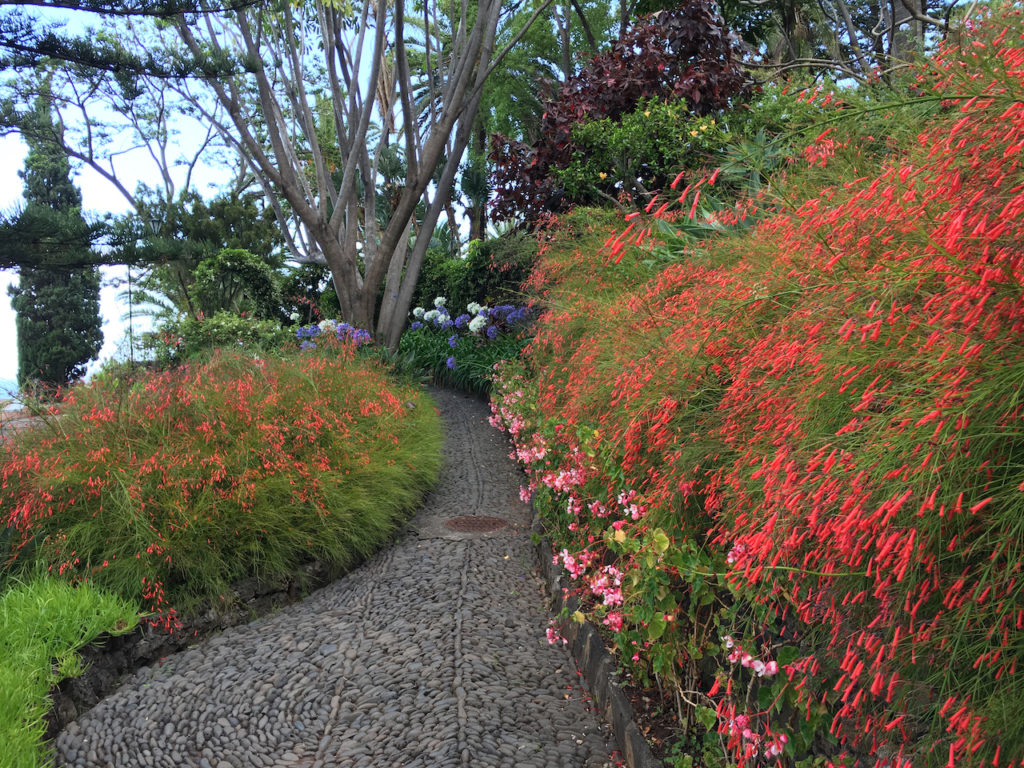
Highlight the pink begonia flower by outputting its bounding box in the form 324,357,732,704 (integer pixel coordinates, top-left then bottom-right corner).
603,611,624,632
546,626,567,645
602,588,623,607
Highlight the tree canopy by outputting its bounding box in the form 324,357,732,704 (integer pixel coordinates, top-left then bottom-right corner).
5,85,102,388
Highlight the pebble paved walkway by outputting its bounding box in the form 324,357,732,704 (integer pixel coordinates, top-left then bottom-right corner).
53,388,618,768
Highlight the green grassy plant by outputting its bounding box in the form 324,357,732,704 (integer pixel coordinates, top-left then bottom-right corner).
0,577,137,768
1,346,442,629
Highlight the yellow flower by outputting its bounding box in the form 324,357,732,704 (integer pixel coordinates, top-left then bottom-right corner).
700,124,708,131
572,610,586,624
644,110,651,117
598,172,608,180
690,130,698,137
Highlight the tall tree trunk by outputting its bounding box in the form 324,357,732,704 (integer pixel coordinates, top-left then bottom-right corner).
559,1,572,80
467,125,487,243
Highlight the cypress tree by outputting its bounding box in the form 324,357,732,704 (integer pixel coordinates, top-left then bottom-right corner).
6,87,102,391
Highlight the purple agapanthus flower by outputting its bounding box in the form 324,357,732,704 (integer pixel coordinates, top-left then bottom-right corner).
448,334,459,349
410,321,423,331
446,356,457,370
486,325,499,340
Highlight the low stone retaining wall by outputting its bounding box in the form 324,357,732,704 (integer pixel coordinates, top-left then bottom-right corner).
532,515,660,768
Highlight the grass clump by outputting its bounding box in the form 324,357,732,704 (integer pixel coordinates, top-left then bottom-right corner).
1,344,442,629
0,577,137,768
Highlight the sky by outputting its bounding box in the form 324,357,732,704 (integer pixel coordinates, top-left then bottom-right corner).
0,6,223,391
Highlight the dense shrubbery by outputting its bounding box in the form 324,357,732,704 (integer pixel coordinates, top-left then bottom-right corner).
491,12,1024,768
490,0,750,223
1,342,442,630
412,232,537,314
141,311,293,368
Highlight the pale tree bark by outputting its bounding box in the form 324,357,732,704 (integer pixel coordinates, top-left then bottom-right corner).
167,0,553,350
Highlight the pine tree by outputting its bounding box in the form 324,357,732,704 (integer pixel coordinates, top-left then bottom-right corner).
6,86,102,391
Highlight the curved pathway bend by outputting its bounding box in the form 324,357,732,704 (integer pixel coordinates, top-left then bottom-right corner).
54,388,617,768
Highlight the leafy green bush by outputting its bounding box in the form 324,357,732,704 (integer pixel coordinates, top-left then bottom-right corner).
558,100,731,205
0,577,137,768
413,233,537,314
191,248,282,321
142,311,293,368
1,347,442,628
413,247,468,311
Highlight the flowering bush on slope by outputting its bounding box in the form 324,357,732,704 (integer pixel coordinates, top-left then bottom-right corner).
491,14,1024,768
1,344,442,631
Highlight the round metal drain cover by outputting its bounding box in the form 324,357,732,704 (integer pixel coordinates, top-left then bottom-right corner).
444,515,508,533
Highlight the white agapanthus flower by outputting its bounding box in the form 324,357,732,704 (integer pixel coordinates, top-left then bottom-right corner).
468,315,488,334
318,319,337,332
467,302,483,316
434,296,447,308
412,307,425,319
424,309,440,323
289,312,301,322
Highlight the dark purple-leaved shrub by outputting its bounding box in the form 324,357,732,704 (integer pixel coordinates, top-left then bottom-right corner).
490,0,751,223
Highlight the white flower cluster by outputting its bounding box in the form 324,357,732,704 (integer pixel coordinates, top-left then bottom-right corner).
424,309,441,323
468,315,488,334
412,306,425,319
433,296,447,308
318,319,338,332
467,301,486,316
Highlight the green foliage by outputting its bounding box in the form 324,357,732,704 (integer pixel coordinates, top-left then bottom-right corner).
192,248,282,320
461,234,537,306
142,311,292,368
399,322,530,396
413,233,537,312
413,249,469,312
279,263,335,325
114,188,285,321
0,577,137,768
558,100,730,204
1,349,443,624
9,266,103,391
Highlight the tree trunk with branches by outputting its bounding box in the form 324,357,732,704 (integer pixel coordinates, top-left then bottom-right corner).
169,0,552,350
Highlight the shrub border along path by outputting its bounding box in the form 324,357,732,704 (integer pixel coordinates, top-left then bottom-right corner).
49,389,622,768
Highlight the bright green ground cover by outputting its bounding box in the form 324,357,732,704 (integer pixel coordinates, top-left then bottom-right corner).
0,578,137,768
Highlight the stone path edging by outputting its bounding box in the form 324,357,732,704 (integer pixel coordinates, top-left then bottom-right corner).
532,522,660,768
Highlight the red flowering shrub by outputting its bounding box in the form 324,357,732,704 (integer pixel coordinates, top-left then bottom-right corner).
1,345,442,630
491,11,1024,767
